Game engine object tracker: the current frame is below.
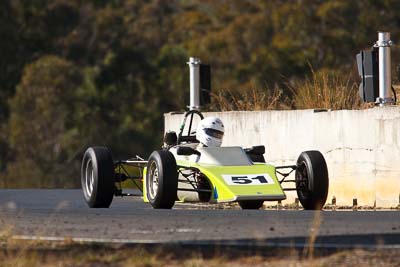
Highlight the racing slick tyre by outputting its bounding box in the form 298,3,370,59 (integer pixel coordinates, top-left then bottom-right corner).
81,147,115,208
238,200,264,210
146,150,178,209
295,151,329,210
198,175,212,202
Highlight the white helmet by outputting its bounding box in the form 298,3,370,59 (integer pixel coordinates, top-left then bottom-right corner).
196,117,224,147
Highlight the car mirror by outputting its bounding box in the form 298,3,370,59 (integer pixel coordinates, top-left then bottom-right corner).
176,147,200,156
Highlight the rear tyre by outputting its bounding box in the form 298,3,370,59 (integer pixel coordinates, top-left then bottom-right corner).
198,175,212,202
81,147,115,208
146,150,178,209
295,151,329,210
238,200,264,210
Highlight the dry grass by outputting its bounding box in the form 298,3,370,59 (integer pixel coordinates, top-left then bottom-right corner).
290,69,367,110
210,86,291,111
0,240,399,267
304,210,322,260
394,85,400,105
210,70,376,112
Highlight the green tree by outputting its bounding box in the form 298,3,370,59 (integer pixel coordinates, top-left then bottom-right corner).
2,0,400,188
6,56,82,187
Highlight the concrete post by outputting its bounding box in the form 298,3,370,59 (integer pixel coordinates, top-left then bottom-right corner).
187,57,201,110
375,32,394,105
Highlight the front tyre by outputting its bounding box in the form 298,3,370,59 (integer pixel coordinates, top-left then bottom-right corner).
146,150,178,209
81,147,115,208
295,151,329,210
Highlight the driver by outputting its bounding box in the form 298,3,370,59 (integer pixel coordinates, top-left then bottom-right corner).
196,117,224,147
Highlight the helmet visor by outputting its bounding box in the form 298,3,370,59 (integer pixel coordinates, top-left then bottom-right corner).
205,128,224,139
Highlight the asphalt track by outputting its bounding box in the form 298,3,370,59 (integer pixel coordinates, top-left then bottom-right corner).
0,189,399,249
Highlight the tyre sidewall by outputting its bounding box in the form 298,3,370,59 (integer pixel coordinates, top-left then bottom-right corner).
296,151,329,210
146,151,162,206
81,147,114,208
146,150,178,209
81,148,99,206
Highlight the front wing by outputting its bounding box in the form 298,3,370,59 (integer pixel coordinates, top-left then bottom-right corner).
118,160,286,203
195,163,286,203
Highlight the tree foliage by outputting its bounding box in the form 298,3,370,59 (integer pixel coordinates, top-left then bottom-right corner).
6,56,82,187
1,0,400,187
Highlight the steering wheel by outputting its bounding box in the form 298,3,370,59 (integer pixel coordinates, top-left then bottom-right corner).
177,110,204,144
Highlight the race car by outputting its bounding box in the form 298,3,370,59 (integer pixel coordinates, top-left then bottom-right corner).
81,110,329,210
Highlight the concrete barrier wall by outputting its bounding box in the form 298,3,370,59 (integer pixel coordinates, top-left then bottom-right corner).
164,107,400,208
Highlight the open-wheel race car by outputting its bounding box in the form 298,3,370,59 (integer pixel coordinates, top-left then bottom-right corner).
81,110,329,210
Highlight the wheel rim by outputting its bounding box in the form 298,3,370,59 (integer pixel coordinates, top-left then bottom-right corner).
85,159,95,197
296,162,310,199
148,161,159,200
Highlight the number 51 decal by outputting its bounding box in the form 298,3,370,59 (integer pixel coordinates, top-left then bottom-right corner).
222,174,275,185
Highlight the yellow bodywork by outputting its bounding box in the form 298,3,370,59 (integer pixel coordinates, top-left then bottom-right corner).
143,161,285,203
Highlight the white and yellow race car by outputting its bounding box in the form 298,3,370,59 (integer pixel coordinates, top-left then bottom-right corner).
81,110,329,210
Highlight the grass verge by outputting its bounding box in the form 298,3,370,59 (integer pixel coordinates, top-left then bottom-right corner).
0,239,399,267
